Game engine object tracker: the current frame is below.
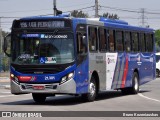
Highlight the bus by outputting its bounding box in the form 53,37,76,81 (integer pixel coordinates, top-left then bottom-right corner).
156,52,160,77
3,14,156,103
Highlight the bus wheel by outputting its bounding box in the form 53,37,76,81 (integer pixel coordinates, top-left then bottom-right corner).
121,72,139,95
32,93,46,103
156,69,159,77
82,76,97,102
130,72,139,94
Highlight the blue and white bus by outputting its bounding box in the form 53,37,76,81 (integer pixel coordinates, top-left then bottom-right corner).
4,14,156,102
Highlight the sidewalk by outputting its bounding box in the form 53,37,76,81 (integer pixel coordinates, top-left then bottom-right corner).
0,72,10,82
0,77,10,82
0,71,9,77
0,72,10,89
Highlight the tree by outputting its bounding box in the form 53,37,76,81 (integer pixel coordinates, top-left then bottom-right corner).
155,30,160,46
71,10,89,18
155,30,160,52
0,31,9,53
102,12,119,19
2,31,9,38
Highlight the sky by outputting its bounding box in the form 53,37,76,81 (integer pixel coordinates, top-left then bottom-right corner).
0,0,160,31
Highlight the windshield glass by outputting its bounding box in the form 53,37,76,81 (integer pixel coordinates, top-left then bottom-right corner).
12,31,75,64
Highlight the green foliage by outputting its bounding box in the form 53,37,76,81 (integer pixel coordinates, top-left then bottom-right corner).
155,30,160,45
0,31,10,71
102,12,119,19
0,31,9,53
71,10,89,18
2,57,9,71
2,31,9,38
155,30,160,52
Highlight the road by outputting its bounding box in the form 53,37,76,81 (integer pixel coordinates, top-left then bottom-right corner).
0,78,160,119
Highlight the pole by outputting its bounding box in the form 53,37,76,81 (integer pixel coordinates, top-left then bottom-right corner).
0,22,2,68
140,8,145,27
53,0,57,16
95,0,99,18
0,17,2,54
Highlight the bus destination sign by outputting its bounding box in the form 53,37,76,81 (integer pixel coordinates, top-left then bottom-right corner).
20,21,65,28
14,20,72,29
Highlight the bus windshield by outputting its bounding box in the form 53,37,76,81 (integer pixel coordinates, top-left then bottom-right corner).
12,32,75,64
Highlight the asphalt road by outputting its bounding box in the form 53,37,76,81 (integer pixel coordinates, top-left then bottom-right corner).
0,78,160,119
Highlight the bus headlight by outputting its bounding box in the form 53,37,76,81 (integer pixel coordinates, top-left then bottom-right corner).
10,73,19,85
60,72,74,85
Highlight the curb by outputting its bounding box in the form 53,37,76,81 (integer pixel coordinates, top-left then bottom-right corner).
4,85,11,90
0,77,10,83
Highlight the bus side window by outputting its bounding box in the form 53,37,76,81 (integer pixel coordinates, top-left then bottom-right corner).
151,34,154,52
76,32,87,54
124,32,131,52
132,32,139,52
140,33,146,52
109,30,115,52
115,31,123,51
99,28,107,52
146,34,153,52
88,27,98,52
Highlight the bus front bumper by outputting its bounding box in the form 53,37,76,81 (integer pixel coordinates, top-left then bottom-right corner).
11,79,76,95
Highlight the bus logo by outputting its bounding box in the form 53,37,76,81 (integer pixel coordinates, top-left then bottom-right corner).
108,58,115,64
45,76,55,80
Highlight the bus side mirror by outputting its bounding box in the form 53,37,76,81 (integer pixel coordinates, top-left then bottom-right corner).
3,33,11,57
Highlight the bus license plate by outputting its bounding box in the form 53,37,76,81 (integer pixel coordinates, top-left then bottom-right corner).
33,86,45,90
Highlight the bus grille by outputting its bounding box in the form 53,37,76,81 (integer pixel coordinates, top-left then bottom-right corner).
11,64,65,74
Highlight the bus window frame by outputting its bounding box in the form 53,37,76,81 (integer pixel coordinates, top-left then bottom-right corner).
88,26,98,53
139,32,146,53
124,31,132,53
145,33,154,53
108,28,116,52
115,30,124,52
98,27,108,53
76,24,88,65
131,31,139,52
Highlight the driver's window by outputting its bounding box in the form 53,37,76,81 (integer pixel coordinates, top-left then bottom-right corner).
76,24,87,65
77,32,87,55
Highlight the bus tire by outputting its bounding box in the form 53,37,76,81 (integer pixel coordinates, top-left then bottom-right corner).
81,76,97,102
130,72,139,94
32,93,46,103
121,72,139,95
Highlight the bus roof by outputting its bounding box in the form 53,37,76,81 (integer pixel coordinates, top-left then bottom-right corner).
18,15,154,32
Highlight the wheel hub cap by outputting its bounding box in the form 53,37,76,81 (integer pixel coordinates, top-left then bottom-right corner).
89,82,95,96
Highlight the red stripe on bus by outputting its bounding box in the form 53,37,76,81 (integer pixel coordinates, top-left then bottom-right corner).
121,56,128,88
18,76,32,82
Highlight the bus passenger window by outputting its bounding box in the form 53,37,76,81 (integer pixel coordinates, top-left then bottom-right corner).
99,28,107,52
124,32,131,52
132,32,139,52
116,31,123,51
140,33,146,52
109,30,115,52
146,34,153,52
89,27,98,52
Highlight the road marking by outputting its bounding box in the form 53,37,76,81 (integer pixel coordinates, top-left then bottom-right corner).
138,93,160,103
0,94,29,98
0,95,16,98
0,92,11,94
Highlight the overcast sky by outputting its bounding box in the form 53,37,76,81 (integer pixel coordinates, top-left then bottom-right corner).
0,0,160,31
